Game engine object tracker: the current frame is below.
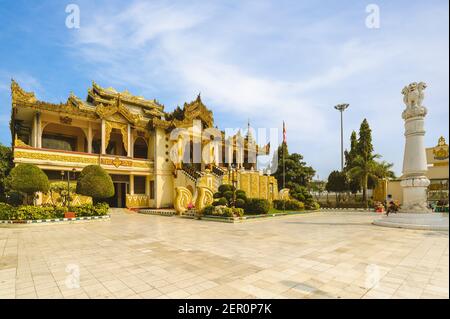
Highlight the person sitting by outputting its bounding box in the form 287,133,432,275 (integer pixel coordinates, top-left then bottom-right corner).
386,200,399,216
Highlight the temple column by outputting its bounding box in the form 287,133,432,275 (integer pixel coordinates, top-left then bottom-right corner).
129,175,134,195
127,124,132,157
145,176,150,196
87,122,93,153
101,119,106,154
36,112,42,148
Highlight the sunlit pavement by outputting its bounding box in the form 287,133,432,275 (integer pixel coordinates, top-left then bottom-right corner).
0,209,448,299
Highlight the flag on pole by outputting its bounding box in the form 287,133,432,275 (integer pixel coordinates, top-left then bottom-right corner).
283,121,287,144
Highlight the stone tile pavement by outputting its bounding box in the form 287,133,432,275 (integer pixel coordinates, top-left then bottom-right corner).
0,209,448,299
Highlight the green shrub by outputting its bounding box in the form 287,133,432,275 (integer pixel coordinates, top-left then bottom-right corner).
235,190,246,199
9,164,49,204
213,192,222,199
0,203,109,220
9,205,65,220
221,207,234,217
5,191,24,206
0,203,15,220
214,197,227,206
223,191,234,201
232,207,244,217
76,165,114,203
202,205,215,216
235,198,246,208
202,205,243,217
245,198,270,215
218,184,234,193
273,199,305,211
72,203,109,217
305,201,320,210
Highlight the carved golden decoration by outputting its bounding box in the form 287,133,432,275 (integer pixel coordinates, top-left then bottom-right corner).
149,117,172,129
279,188,290,200
60,116,72,125
174,186,193,215
195,186,214,211
433,136,449,160
11,80,37,104
14,150,99,164
126,194,149,208
105,121,128,152
437,136,447,147
132,161,153,169
42,193,92,206
100,157,132,167
14,135,31,148
172,94,214,128
91,81,164,116
96,99,142,125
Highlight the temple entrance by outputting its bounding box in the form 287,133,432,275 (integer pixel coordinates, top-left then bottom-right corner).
107,175,129,208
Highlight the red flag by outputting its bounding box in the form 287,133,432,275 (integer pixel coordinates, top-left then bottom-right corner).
283,121,287,144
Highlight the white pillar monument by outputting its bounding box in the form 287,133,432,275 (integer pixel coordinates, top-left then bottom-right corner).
399,82,430,213
374,82,448,230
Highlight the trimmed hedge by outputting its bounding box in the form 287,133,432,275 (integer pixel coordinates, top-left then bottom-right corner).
235,198,246,208
218,184,235,193
76,165,114,202
0,202,109,220
273,199,305,211
245,198,270,215
9,164,49,202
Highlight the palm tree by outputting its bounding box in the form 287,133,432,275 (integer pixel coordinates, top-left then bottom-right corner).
348,154,380,208
373,161,396,180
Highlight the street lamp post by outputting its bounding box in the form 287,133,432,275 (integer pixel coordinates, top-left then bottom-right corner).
334,103,349,171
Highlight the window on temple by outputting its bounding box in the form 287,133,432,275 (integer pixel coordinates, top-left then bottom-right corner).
106,130,127,156
134,137,148,159
42,133,77,151
41,123,85,152
134,176,146,194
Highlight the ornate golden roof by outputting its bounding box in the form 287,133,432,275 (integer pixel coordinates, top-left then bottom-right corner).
89,81,165,116
11,80,165,124
173,94,214,128
11,80,37,105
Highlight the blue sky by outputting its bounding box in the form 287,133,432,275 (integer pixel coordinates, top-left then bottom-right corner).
0,0,448,178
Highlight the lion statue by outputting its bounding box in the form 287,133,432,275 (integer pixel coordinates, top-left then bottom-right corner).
402,82,427,108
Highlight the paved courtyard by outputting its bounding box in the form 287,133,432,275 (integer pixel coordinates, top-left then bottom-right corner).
0,209,448,299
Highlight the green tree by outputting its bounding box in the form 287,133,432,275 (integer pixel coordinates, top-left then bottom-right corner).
348,154,381,207
344,130,361,196
356,119,374,160
326,170,348,204
9,164,49,205
0,144,13,202
76,165,114,203
343,119,396,206
272,143,316,190
344,131,358,170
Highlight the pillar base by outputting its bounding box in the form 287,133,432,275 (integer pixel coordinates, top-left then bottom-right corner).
399,176,431,214
373,213,449,231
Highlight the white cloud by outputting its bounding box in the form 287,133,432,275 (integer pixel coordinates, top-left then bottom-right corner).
68,0,448,177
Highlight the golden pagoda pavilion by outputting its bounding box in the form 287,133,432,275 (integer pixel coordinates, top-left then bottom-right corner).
11,80,280,210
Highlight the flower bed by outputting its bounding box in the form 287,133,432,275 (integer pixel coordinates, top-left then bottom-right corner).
0,202,109,221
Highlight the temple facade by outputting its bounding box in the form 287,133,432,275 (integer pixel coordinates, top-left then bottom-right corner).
11,80,279,209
